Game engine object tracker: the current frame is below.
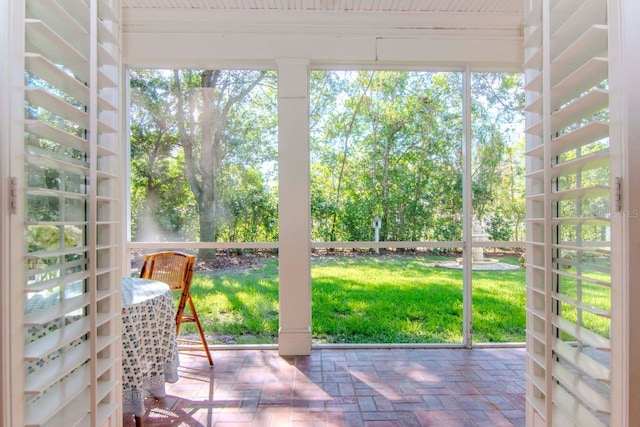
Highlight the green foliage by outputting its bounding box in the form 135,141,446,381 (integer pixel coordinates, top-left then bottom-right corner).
310,71,466,244
129,69,278,250
129,70,525,248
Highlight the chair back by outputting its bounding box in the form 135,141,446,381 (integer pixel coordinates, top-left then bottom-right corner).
139,250,213,366
140,251,195,292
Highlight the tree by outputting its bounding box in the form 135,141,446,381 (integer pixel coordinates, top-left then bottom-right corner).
130,70,196,241
172,70,276,259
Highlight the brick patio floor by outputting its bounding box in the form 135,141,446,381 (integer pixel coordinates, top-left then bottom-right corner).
123,347,526,427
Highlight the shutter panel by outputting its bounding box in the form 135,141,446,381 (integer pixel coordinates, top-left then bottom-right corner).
525,0,612,425
22,0,121,425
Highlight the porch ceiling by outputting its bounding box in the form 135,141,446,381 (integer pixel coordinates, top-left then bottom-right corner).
122,0,523,14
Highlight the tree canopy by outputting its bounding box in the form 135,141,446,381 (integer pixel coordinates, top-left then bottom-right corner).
129,70,525,257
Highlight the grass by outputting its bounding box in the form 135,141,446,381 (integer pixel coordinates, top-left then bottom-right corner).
180,253,533,345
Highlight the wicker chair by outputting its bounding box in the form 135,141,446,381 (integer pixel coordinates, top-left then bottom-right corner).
140,251,213,366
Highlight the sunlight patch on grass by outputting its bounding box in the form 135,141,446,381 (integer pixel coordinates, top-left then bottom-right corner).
174,254,609,345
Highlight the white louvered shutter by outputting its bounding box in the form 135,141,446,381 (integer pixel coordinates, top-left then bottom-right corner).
524,0,612,426
21,0,122,425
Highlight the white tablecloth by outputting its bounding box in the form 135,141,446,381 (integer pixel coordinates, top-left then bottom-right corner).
121,277,180,416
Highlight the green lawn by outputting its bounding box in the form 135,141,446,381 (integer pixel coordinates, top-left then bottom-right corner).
181,254,529,345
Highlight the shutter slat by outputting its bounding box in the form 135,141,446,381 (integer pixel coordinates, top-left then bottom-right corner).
550,216,609,226
98,43,118,67
54,0,90,31
524,24,542,49
551,405,578,427
549,0,585,34
96,311,119,328
524,142,544,158
24,266,89,293
96,402,119,427
552,383,608,426
551,121,609,158
25,293,90,327
24,317,89,361
550,185,609,202
525,119,543,137
26,0,89,59
527,307,546,321
25,88,117,134
524,70,542,93
26,152,88,176
25,54,89,107
524,93,542,113
97,0,119,22
553,242,610,256
27,245,88,260
25,120,88,154
98,19,119,46
527,390,547,423
98,68,118,89
550,0,607,60
551,89,608,134
524,48,543,70
552,268,610,286
553,315,611,351
525,167,543,180
554,293,611,319
25,363,90,427
551,25,608,87
25,341,90,396
550,149,609,179
25,19,89,83
26,187,88,200
553,338,610,383
550,58,608,111
25,88,89,128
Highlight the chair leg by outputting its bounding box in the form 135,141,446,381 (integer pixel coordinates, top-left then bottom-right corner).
135,414,143,427
188,296,214,366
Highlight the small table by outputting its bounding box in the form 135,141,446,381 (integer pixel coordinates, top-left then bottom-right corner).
121,277,180,418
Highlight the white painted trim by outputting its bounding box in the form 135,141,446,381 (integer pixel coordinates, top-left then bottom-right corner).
121,7,523,70
2,0,26,425
122,69,132,277
0,1,11,424
123,8,524,33
609,0,640,425
123,32,523,70
129,242,279,249
127,241,525,250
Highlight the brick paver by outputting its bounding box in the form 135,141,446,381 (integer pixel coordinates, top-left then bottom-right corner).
124,347,526,426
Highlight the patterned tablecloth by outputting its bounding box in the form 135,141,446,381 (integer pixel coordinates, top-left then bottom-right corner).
121,277,180,416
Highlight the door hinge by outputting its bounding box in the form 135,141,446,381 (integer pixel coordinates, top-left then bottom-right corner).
614,177,622,213
10,177,17,214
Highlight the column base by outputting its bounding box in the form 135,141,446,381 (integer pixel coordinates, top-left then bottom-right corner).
278,329,312,356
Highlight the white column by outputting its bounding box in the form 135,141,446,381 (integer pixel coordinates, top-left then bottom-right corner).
610,0,640,425
277,58,312,356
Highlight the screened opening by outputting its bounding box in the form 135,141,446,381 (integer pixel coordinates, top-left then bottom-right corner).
470,72,526,343
128,69,280,344
127,68,527,346
309,70,465,344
